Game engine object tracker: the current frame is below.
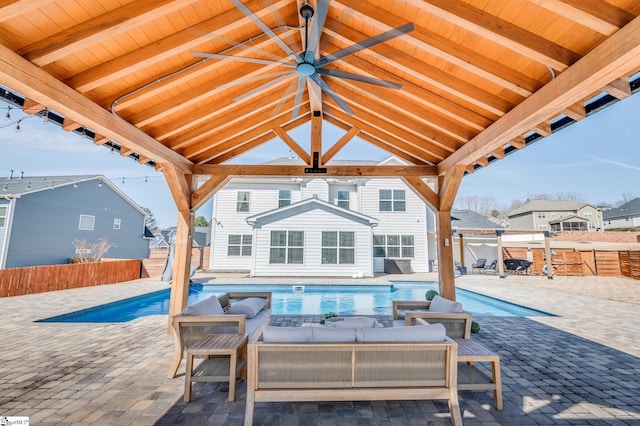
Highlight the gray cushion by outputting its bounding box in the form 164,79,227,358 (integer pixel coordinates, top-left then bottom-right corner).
262,326,311,342
227,297,267,318
180,295,224,316
356,323,446,342
207,308,271,338
311,327,356,342
429,295,463,313
325,316,382,328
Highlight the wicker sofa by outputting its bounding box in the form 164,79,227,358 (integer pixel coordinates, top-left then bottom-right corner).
168,291,271,379
244,324,463,425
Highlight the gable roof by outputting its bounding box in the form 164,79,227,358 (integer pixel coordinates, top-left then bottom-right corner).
603,197,640,220
1,1,639,185
246,196,378,226
0,175,148,216
451,210,504,230
508,200,594,217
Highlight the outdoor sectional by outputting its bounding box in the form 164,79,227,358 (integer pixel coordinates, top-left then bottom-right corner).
168,292,272,379
244,323,463,426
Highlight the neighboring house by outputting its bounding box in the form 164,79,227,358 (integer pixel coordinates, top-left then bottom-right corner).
210,157,432,277
602,198,640,230
149,234,169,249
507,200,604,232
0,175,151,269
426,210,505,272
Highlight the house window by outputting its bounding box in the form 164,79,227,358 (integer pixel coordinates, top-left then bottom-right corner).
78,214,95,230
322,231,355,264
228,234,252,256
269,231,304,264
113,218,121,229
278,189,291,207
237,191,250,212
0,206,6,228
537,212,546,219
336,191,350,209
538,224,548,230
379,189,406,212
373,234,414,258
583,211,593,218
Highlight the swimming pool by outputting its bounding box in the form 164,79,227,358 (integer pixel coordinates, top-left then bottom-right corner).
38,282,551,323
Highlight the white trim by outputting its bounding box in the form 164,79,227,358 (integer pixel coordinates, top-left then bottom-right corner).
0,198,16,269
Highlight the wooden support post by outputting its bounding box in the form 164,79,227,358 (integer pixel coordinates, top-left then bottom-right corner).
544,231,554,279
163,163,196,334
497,231,505,278
437,210,456,300
458,233,465,268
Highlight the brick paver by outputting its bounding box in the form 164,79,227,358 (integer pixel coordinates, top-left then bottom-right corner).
1,273,639,424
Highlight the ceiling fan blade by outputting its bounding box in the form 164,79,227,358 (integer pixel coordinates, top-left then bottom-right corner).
234,72,296,102
315,68,402,89
309,74,354,115
188,27,286,62
216,70,292,91
304,0,330,63
191,52,296,68
231,0,302,63
316,22,414,68
291,75,307,119
272,77,300,116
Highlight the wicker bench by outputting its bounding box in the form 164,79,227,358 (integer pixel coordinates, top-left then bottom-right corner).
244,328,463,425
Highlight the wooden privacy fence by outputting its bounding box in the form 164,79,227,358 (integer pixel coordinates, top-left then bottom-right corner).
0,259,142,297
503,248,640,280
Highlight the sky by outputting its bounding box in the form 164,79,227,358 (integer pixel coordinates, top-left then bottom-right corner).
1,92,639,228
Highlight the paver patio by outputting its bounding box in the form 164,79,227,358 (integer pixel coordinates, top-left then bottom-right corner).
1,273,639,425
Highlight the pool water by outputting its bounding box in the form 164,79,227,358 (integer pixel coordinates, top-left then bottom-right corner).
38,282,551,323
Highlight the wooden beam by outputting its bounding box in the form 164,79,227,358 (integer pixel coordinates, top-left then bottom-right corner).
533,121,552,137
402,176,439,211
192,175,231,211
563,103,586,121
437,165,465,212
61,118,81,132
311,112,322,166
0,43,192,171
93,134,109,145
510,135,526,149
530,0,633,35
603,77,631,99
438,14,640,173
194,164,437,177
411,0,579,71
322,127,360,164
273,127,311,164
18,0,197,66
162,163,193,215
491,148,506,160
21,99,44,115
475,156,489,167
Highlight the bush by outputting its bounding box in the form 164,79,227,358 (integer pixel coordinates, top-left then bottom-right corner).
425,289,439,301
319,312,338,325
471,320,480,334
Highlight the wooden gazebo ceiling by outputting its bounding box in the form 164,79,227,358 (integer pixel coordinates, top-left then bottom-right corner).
1,0,640,179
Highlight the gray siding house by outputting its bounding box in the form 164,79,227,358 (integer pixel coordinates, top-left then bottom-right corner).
507,200,604,232
603,198,640,230
0,175,150,269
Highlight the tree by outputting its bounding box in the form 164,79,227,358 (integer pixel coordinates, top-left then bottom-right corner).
71,238,113,263
454,195,498,217
140,206,158,231
194,216,210,227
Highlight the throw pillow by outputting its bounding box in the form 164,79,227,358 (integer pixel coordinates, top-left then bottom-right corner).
429,295,463,313
180,295,224,316
356,323,446,342
227,297,267,319
262,326,311,342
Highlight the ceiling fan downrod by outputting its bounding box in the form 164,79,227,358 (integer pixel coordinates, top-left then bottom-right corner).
300,2,314,56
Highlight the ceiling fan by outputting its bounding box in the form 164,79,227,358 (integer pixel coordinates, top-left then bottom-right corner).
192,0,414,118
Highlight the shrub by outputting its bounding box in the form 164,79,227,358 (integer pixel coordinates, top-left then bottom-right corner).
319,312,338,325
425,289,439,301
471,320,480,334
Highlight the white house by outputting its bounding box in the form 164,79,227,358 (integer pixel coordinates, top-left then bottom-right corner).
209,157,432,277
